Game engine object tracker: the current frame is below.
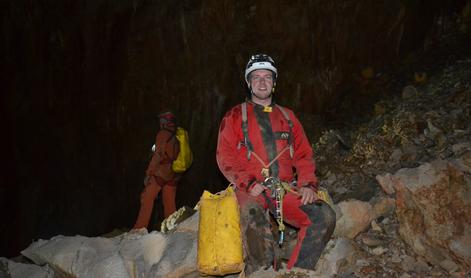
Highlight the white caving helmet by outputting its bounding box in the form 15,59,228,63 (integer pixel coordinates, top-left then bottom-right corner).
245,54,278,85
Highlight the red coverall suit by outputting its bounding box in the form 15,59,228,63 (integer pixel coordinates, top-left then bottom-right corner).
133,128,180,230
216,101,335,272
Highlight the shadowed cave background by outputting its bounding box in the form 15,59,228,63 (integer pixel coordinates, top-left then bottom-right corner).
1,0,468,257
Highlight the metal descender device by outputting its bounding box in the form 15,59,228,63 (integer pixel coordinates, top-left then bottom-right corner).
262,176,296,246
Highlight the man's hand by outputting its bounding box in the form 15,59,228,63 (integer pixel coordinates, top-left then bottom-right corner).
298,186,318,205
249,183,266,197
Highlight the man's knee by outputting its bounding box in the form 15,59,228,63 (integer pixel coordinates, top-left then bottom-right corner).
301,201,336,231
140,183,160,202
240,202,268,227
240,202,274,274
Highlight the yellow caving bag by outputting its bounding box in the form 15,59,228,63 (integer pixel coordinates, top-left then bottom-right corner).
197,186,244,276
172,127,193,173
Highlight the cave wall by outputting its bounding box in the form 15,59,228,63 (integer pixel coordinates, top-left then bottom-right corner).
0,0,464,257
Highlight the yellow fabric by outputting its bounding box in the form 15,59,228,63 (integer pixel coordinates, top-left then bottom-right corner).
197,187,244,275
317,186,334,208
172,127,193,173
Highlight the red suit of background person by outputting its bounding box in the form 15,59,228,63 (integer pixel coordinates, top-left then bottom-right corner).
133,111,180,230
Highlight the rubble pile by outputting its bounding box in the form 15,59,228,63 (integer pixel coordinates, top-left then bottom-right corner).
315,58,471,201
312,57,471,277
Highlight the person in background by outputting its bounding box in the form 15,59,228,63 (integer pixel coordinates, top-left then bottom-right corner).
133,111,180,230
216,54,336,272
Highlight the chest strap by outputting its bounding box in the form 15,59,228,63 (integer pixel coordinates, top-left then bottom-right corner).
241,102,254,160
241,102,294,161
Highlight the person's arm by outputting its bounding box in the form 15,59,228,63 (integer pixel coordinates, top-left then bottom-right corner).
216,108,257,190
290,111,319,204
291,112,318,188
145,132,165,183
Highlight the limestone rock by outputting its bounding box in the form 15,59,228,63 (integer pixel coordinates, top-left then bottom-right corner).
390,154,471,272
313,237,358,277
371,196,396,218
15,213,200,278
376,173,396,195
174,211,199,233
21,232,168,277
149,231,198,278
0,257,54,278
119,231,168,276
333,200,374,239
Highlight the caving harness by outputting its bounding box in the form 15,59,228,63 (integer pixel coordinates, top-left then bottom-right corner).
238,101,334,246
240,101,296,246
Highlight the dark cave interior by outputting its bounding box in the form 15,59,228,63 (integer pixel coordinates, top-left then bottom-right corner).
1,0,469,257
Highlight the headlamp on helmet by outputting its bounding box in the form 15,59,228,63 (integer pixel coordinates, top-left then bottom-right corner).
245,54,278,84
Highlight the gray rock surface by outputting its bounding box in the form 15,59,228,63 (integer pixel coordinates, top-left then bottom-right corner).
0,258,54,278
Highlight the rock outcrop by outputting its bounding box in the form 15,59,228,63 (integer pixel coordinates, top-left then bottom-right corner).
378,153,471,272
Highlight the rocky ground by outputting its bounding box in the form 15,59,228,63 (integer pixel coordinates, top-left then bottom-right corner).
309,52,471,277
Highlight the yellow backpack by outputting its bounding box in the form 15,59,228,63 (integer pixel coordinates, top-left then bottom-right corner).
172,127,193,173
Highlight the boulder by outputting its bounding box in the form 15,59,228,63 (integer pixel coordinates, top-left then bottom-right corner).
313,237,358,277
333,200,375,239
376,173,396,195
148,231,198,278
390,152,471,272
371,196,396,219
21,232,168,277
0,257,54,278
